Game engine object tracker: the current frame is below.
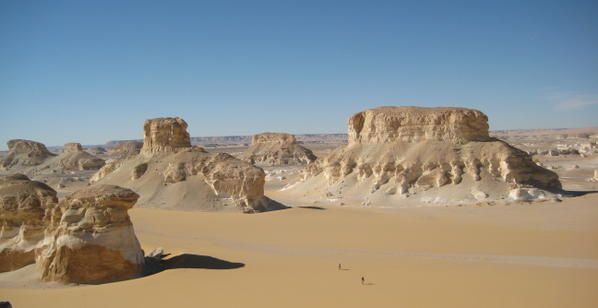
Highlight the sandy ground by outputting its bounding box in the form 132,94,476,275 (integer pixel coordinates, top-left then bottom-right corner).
2,192,598,307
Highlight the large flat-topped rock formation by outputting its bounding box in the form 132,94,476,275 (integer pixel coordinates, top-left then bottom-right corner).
0,174,57,272
92,117,282,212
36,185,144,284
141,117,191,155
286,106,560,207
349,106,490,144
252,133,297,145
239,132,317,166
1,139,55,169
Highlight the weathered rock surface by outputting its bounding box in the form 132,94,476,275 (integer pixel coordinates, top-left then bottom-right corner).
36,185,144,284
89,160,121,184
348,106,490,145
0,174,57,272
1,139,55,169
141,117,191,155
239,132,317,166
108,141,143,159
53,143,105,171
94,118,280,212
290,106,561,206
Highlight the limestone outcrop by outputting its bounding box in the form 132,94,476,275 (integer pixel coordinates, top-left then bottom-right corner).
0,174,57,272
53,143,105,171
108,141,142,159
141,117,191,155
290,106,561,206
92,117,280,212
1,139,55,169
239,132,317,166
89,160,121,184
36,185,144,284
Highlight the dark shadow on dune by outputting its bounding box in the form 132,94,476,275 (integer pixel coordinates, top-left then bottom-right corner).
557,189,598,198
257,196,290,212
298,205,326,210
143,254,245,276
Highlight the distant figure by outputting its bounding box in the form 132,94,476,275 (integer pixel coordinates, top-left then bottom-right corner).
338,263,341,270
361,276,365,285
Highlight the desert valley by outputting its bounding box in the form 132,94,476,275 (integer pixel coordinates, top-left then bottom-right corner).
1,106,597,307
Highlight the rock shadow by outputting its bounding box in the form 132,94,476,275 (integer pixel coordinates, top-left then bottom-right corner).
298,206,326,210
558,189,598,197
144,253,245,276
257,196,290,212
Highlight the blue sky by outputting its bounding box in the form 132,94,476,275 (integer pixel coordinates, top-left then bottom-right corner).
1,0,597,149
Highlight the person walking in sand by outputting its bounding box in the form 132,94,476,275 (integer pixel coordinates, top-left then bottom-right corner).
338,263,341,270
361,276,365,285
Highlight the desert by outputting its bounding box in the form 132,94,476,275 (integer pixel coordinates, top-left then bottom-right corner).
1,106,598,308
2,1,598,307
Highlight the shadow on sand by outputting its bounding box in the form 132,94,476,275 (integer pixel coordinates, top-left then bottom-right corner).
298,205,326,210
559,189,598,197
144,254,245,276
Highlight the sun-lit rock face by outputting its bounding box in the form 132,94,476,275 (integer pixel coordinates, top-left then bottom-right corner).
0,174,57,272
141,117,191,155
2,139,55,169
348,106,490,145
63,143,83,153
240,132,317,166
252,133,297,145
292,106,561,206
93,118,280,213
36,185,144,284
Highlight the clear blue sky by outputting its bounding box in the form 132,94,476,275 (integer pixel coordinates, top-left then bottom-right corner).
1,0,597,149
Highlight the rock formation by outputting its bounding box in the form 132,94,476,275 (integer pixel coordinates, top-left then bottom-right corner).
289,106,561,206
0,174,57,272
141,117,191,155
108,141,143,159
36,185,144,284
52,142,105,171
92,117,280,212
239,133,317,166
1,139,55,169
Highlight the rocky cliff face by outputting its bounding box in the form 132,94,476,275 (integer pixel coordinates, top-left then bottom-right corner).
141,117,191,155
292,106,561,206
108,141,143,159
240,132,317,166
348,106,490,145
36,185,144,284
2,139,55,169
0,174,57,272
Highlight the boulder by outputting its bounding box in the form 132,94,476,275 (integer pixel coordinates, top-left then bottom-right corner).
239,132,317,166
1,139,55,169
0,174,57,272
36,185,144,284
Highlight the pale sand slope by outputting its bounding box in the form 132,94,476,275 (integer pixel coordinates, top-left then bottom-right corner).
2,194,598,307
